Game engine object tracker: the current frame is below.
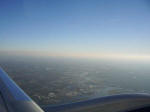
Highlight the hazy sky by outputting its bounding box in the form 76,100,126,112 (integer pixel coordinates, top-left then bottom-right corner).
0,0,150,59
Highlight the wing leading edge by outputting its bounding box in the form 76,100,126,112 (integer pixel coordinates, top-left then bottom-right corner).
0,67,44,112
42,93,150,112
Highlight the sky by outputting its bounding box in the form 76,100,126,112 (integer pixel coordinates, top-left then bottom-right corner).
0,0,150,59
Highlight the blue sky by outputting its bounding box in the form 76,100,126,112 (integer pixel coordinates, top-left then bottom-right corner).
0,0,150,59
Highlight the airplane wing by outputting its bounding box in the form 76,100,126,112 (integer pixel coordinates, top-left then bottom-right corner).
42,94,150,112
0,67,44,112
1,67,150,112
